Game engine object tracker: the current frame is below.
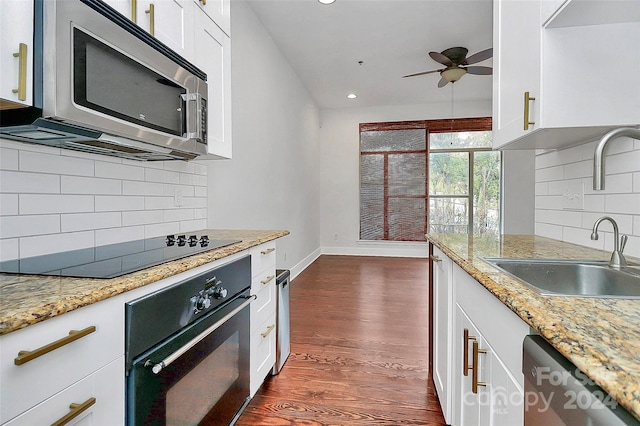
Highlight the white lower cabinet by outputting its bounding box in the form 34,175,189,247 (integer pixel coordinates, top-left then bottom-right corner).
249,242,277,397
0,295,125,424
431,244,529,426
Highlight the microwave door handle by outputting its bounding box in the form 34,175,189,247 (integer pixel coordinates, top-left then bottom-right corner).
181,93,204,141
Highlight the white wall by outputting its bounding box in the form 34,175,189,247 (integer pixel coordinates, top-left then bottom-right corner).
0,139,208,260
535,136,640,258
201,1,322,277
318,101,502,256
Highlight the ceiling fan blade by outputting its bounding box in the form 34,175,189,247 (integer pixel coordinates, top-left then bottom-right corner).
462,48,493,65
465,66,493,75
429,51,453,67
402,69,443,78
437,77,450,88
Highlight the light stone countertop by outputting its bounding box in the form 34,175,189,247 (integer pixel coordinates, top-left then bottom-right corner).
426,232,640,422
0,229,289,336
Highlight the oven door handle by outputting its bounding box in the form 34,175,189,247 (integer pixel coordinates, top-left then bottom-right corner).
145,295,256,375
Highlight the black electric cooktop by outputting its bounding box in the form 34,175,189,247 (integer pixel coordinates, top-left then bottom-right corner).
0,233,240,279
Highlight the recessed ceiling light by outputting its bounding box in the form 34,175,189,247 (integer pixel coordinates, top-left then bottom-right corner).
318,0,335,4
347,93,357,99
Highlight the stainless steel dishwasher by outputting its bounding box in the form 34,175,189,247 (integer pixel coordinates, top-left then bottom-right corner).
272,269,290,374
523,335,639,425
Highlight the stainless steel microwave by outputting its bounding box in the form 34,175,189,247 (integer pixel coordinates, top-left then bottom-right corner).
0,0,208,161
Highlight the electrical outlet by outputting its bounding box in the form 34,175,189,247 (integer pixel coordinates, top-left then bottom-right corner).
562,182,584,210
174,188,184,207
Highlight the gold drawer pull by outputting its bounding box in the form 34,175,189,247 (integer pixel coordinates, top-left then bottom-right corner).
463,328,476,377
471,341,487,394
12,43,27,101
524,91,536,130
261,324,275,338
145,3,155,36
430,255,442,263
260,247,275,255
131,0,137,23
261,275,275,286
201,0,207,5
14,326,96,366
51,397,96,426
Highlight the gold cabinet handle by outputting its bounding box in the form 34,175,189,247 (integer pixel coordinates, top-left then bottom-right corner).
430,255,442,263
131,0,137,23
524,91,536,130
471,340,487,394
260,247,275,255
12,43,27,101
261,275,275,286
261,324,275,338
145,3,155,36
51,397,96,426
463,328,476,377
201,0,207,5
14,326,96,365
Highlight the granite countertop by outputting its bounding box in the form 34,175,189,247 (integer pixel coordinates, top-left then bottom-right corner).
426,232,640,421
0,229,289,336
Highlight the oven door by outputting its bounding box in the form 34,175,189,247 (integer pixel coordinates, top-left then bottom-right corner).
127,293,253,426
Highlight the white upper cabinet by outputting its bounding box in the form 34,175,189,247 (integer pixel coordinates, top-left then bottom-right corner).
193,0,230,36
193,8,232,159
102,0,195,62
493,0,640,150
0,0,34,109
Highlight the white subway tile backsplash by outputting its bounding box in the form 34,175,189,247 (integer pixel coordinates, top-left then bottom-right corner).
123,180,164,196
20,151,94,176
0,148,19,170
95,161,145,181
20,194,94,214
95,195,145,212
61,176,122,195
122,210,164,226
179,219,207,233
1,143,207,250
20,231,95,258
61,212,122,232
0,194,18,216
0,215,60,238
0,171,60,193
536,137,640,257
95,225,145,246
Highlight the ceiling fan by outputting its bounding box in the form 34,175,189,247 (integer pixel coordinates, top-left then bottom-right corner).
403,47,493,87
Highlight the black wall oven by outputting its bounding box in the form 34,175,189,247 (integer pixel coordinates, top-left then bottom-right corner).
125,255,253,425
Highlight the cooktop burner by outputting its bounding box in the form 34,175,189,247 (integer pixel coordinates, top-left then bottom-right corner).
0,234,241,279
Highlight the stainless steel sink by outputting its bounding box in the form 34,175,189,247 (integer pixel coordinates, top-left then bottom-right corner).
482,258,640,298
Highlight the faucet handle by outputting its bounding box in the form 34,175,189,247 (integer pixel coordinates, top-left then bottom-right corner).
620,234,628,253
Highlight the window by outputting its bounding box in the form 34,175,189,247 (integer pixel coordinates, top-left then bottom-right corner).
359,118,499,241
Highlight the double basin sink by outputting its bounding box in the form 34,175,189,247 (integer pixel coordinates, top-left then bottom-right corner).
482,258,640,298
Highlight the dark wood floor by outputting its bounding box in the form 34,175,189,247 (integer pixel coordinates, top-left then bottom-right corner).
236,255,446,425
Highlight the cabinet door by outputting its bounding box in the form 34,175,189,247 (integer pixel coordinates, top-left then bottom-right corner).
101,0,195,62
432,247,454,424
193,0,230,36
455,306,485,426
194,9,232,158
0,0,33,108
492,0,541,148
488,351,524,426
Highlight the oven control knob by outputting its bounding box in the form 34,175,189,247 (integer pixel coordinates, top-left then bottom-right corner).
195,296,211,311
188,235,198,247
213,286,228,299
177,235,187,246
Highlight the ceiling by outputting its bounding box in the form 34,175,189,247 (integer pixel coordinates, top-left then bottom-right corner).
246,0,494,110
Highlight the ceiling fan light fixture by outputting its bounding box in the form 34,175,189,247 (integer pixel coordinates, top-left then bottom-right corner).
318,0,336,4
347,93,357,99
441,67,467,83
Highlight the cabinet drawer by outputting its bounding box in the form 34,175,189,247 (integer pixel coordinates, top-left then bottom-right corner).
0,295,124,423
250,316,276,397
251,281,276,334
4,357,124,426
251,268,276,295
250,242,276,277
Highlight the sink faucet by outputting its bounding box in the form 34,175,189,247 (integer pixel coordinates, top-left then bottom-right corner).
593,127,640,190
590,216,627,268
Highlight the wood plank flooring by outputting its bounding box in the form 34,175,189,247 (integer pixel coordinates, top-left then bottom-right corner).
235,255,446,425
